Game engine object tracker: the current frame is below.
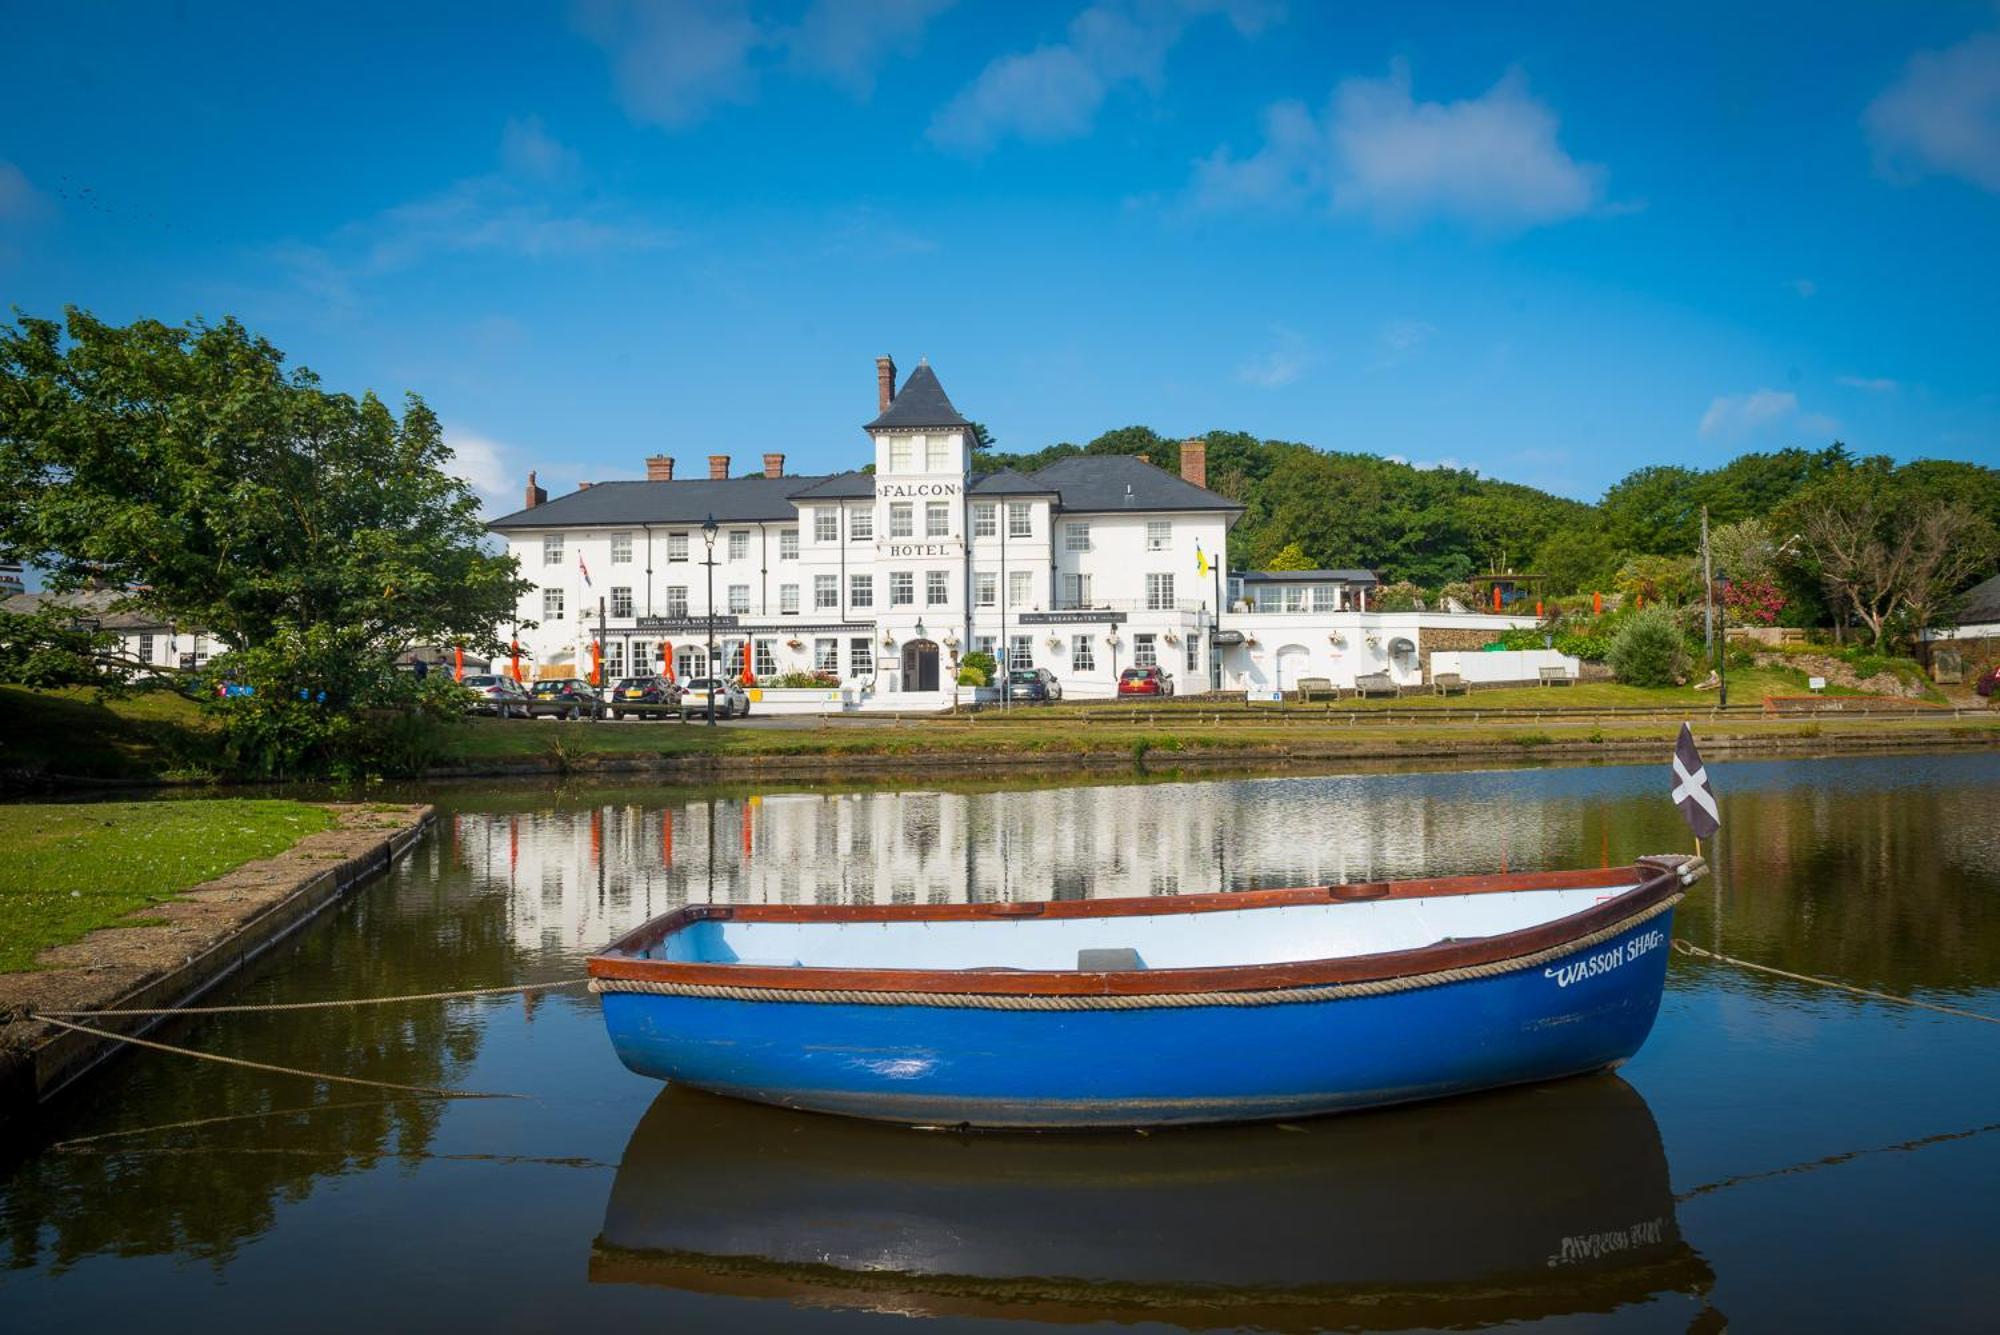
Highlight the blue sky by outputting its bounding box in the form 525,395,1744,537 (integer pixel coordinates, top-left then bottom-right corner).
3,1,1997,511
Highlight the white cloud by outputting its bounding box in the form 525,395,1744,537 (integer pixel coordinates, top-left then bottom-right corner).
1236,325,1312,387
1379,318,1436,352
0,160,50,222
443,427,519,515
1193,60,1613,230
1837,375,1900,393
1865,30,2000,191
929,1,1278,153
274,121,671,307
1698,388,1800,440
788,0,955,96
573,0,762,128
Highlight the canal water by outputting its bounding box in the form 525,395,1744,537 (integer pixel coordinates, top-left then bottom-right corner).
3,751,1997,1332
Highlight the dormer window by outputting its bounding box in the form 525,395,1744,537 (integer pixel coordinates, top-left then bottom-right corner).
926,434,951,470
889,436,914,472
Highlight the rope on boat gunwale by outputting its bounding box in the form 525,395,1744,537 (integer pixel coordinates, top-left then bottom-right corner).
1669,941,2000,1026
32,1016,521,1100
588,893,1685,1011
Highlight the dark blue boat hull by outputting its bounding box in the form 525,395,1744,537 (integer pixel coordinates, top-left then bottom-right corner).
598,909,1676,1128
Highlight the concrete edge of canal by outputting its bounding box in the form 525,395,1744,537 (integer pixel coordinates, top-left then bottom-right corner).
0,803,435,1128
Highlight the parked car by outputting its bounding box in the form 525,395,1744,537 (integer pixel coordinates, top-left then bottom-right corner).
462,674,532,719
679,676,750,719
528,677,608,720
1005,667,1063,703
609,675,681,719
1117,665,1175,697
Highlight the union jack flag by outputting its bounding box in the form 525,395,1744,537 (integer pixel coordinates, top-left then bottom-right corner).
578,554,593,588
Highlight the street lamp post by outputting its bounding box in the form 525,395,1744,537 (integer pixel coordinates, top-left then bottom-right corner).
701,514,719,727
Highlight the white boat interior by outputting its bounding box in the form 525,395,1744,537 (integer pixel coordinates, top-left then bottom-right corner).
649,884,1640,972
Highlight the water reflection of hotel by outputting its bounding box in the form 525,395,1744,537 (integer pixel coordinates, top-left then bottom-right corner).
455,776,1582,955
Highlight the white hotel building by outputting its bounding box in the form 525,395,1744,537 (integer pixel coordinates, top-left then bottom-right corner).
490,358,1238,701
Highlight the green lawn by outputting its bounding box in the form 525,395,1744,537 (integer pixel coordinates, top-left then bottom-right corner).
0,799,334,971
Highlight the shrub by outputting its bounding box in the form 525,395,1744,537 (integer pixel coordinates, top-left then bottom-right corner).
769,670,830,688
1375,580,1425,612
1437,581,1478,611
962,650,998,680
1606,608,1691,687
956,666,987,687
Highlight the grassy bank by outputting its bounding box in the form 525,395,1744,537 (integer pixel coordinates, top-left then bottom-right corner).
0,799,334,971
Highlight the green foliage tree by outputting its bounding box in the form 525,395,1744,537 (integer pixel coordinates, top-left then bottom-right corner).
1606,607,1690,686
1263,541,1315,571
0,308,531,773
1532,525,1618,596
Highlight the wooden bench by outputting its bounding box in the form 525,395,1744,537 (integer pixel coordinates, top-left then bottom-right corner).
1432,672,1467,696
1296,676,1339,702
1538,666,1573,686
1354,672,1399,699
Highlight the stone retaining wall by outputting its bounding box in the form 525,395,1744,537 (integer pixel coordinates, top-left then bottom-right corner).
0,802,434,1125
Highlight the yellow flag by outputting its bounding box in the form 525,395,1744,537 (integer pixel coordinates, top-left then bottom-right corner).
1195,543,1210,577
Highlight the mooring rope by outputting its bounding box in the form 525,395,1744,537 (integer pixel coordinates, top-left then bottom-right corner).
29,977,589,1020
589,893,1683,1011
1670,941,1999,1026
33,1016,520,1099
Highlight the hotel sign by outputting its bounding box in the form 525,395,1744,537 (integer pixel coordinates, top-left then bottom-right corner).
634,615,741,632
1019,610,1127,626
877,482,961,498
884,542,961,558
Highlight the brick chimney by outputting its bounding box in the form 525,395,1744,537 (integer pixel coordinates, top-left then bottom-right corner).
645,454,675,481
525,470,547,509
876,355,897,414
762,452,785,479
577,481,592,490
708,454,731,480
1179,437,1207,489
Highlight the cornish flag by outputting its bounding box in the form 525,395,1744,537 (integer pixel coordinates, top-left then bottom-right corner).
1671,723,1721,839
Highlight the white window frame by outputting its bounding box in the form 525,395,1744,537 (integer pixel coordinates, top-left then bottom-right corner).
1146,520,1171,551
889,503,913,538
779,584,800,614
814,509,839,543
925,501,949,538
666,532,689,563
850,508,873,541
610,532,633,564
1146,573,1176,612
753,639,777,677
814,638,839,674
1071,635,1095,672
974,571,997,607
850,573,874,608
926,570,949,606
889,437,912,472
543,588,565,621
814,574,839,610
728,530,749,561
605,642,625,680
1062,572,1093,608
727,584,750,614
890,572,915,606
1008,569,1032,608
1010,635,1034,669
1065,522,1090,552
849,637,874,676
779,529,799,560
973,503,997,538
1133,633,1158,668
543,534,564,566
666,586,688,617
925,434,951,470
1008,503,1031,538
610,586,634,618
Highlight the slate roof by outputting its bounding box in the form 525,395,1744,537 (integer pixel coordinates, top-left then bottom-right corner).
968,468,1057,495
867,361,969,431
1957,572,2000,625
1029,454,1244,514
785,471,877,500
3,588,176,630
1237,568,1379,585
488,475,832,529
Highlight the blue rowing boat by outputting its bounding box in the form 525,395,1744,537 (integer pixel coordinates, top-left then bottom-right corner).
587,854,1705,1128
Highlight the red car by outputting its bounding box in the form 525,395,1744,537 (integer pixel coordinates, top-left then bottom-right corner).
1117,666,1175,697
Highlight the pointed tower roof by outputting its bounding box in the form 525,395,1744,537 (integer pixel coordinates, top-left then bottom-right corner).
867,359,970,430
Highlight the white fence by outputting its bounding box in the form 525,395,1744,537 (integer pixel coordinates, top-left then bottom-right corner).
1429,649,1580,684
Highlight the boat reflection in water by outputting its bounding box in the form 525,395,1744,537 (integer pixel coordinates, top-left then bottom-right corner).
591,1075,1714,1329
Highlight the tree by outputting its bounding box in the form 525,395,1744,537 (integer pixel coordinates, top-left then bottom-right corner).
1709,517,1779,585
1263,541,1315,571
969,421,995,450
1785,476,1997,647
1599,465,1704,556
1,309,531,770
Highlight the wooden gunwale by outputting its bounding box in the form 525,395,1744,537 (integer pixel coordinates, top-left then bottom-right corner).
588,861,1683,998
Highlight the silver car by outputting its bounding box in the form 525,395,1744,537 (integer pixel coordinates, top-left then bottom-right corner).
678,677,750,719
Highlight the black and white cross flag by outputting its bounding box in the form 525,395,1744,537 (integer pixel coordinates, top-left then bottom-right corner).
1671,722,1721,839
